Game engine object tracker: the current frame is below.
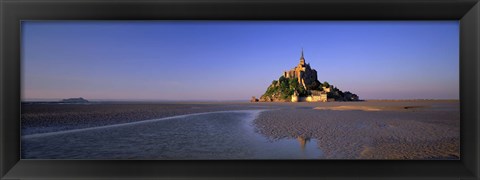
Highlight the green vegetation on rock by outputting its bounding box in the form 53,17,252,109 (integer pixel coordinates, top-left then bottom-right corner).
260,76,307,102
259,75,359,102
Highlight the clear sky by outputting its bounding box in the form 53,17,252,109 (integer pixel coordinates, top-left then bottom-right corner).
22,21,459,101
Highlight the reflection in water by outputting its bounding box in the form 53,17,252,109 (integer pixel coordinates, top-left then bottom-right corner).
297,136,311,151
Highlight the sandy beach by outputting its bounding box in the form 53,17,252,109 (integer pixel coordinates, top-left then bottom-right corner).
21,100,459,160
254,100,460,159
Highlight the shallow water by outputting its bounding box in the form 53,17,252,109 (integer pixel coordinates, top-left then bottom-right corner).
22,110,323,159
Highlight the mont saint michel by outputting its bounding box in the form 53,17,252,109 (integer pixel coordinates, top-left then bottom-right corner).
256,49,359,102
21,21,459,160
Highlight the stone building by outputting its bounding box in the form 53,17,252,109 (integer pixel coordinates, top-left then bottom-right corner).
291,91,299,102
309,90,328,102
323,86,331,93
283,49,328,102
283,49,319,90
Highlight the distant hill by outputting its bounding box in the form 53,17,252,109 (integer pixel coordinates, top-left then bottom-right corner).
61,97,89,103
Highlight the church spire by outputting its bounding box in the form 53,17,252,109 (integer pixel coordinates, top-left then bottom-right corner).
299,48,305,65
301,48,304,59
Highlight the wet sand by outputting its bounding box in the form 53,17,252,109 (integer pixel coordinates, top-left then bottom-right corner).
21,102,276,135
21,100,460,159
254,100,460,159
22,109,323,159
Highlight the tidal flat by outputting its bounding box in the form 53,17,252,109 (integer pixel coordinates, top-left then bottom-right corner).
21,100,459,160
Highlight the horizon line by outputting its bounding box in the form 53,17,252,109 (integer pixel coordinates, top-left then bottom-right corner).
21,98,460,103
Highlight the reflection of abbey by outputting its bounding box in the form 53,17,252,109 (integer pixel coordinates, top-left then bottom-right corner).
255,49,359,103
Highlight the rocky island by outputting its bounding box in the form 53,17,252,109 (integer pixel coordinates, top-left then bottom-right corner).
258,49,359,102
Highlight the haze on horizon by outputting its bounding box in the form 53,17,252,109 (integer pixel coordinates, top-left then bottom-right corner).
22,21,459,101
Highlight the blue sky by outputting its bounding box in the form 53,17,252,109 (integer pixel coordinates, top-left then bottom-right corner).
22,21,459,101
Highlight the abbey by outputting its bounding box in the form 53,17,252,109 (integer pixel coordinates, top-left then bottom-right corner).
284,49,327,102
257,49,359,103
283,49,320,91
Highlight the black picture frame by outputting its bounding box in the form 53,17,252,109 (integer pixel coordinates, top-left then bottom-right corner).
1,0,479,179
